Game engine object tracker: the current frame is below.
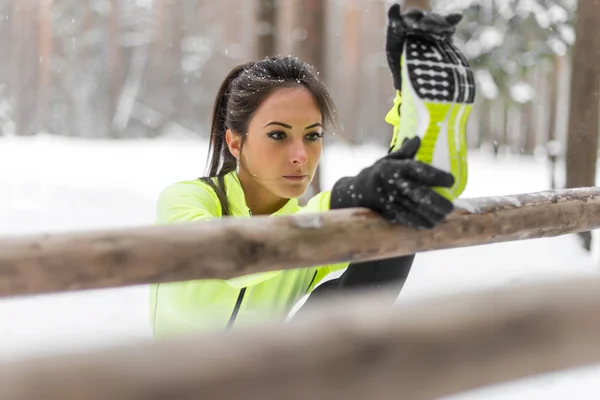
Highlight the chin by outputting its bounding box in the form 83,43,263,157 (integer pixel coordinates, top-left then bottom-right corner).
275,183,310,199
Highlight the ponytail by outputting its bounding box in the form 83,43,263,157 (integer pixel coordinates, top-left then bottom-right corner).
205,63,249,178
201,63,251,217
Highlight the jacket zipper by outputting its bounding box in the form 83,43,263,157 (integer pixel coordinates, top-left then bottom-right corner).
305,271,318,294
224,208,252,330
226,287,246,329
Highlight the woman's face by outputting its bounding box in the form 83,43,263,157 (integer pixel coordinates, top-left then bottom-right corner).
230,86,324,201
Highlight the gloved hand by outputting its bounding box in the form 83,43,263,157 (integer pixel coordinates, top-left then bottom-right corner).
330,136,454,229
386,3,463,91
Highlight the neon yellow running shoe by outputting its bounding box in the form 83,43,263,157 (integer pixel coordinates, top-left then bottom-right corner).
391,35,475,200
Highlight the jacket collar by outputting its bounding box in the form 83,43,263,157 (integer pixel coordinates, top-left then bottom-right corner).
223,172,299,217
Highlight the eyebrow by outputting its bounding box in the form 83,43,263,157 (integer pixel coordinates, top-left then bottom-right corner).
263,122,322,130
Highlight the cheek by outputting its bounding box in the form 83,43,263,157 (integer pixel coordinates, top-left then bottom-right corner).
244,139,281,168
308,142,323,164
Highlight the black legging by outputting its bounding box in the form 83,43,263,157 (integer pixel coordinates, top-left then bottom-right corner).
296,254,415,314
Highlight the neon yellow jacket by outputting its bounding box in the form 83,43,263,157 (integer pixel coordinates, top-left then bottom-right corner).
150,172,348,337
150,92,402,338
386,90,403,152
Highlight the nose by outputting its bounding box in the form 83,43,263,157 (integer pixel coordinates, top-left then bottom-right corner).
290,140,308,166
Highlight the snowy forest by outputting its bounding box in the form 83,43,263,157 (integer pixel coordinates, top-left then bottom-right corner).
0,0,580,150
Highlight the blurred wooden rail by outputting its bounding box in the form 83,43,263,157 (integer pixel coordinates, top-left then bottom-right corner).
2,276,600,400
1,187,600,399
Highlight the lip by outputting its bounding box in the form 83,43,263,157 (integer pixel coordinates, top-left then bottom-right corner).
283,175,308,181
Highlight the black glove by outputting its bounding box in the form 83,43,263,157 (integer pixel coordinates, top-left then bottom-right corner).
386,3,463,91
330,136,454,229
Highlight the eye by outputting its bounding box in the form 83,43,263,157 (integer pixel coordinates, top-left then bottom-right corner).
267,131,287,141
305,132,324,142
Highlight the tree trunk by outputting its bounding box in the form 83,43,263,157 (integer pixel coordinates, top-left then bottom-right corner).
491,98,505,157
13,0,39,136
37,0,53,134
477,99,492,149
108,0,124,138
502,101,511,151
546,57,560,190
403,0,430,10
10,0,24,136
255,0,278,58
565,0,600,251
286,0,326,203
548,57,559,144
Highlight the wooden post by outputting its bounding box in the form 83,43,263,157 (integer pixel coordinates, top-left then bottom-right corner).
1,188,600,297
3,275,600,399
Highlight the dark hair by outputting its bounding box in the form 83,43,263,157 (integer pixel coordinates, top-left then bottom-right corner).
201,56,340,216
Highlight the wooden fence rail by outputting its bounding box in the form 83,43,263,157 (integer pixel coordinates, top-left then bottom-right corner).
2,275,600,400
1,187,600,297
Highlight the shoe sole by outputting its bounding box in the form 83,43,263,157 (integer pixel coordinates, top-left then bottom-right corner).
398,34,476,200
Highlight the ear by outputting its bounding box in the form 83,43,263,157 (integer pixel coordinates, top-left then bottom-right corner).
225,128,242,159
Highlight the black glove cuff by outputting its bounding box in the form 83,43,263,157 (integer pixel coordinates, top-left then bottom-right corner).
330,176,357,210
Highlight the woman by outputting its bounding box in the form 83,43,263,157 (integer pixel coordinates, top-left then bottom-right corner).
150,6,463,338
150,55,454,338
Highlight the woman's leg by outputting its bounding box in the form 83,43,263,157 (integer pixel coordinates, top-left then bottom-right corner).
296,254,415,315
338,254,414,290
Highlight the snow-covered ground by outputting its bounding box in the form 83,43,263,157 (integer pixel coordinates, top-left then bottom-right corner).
1,134,600,399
